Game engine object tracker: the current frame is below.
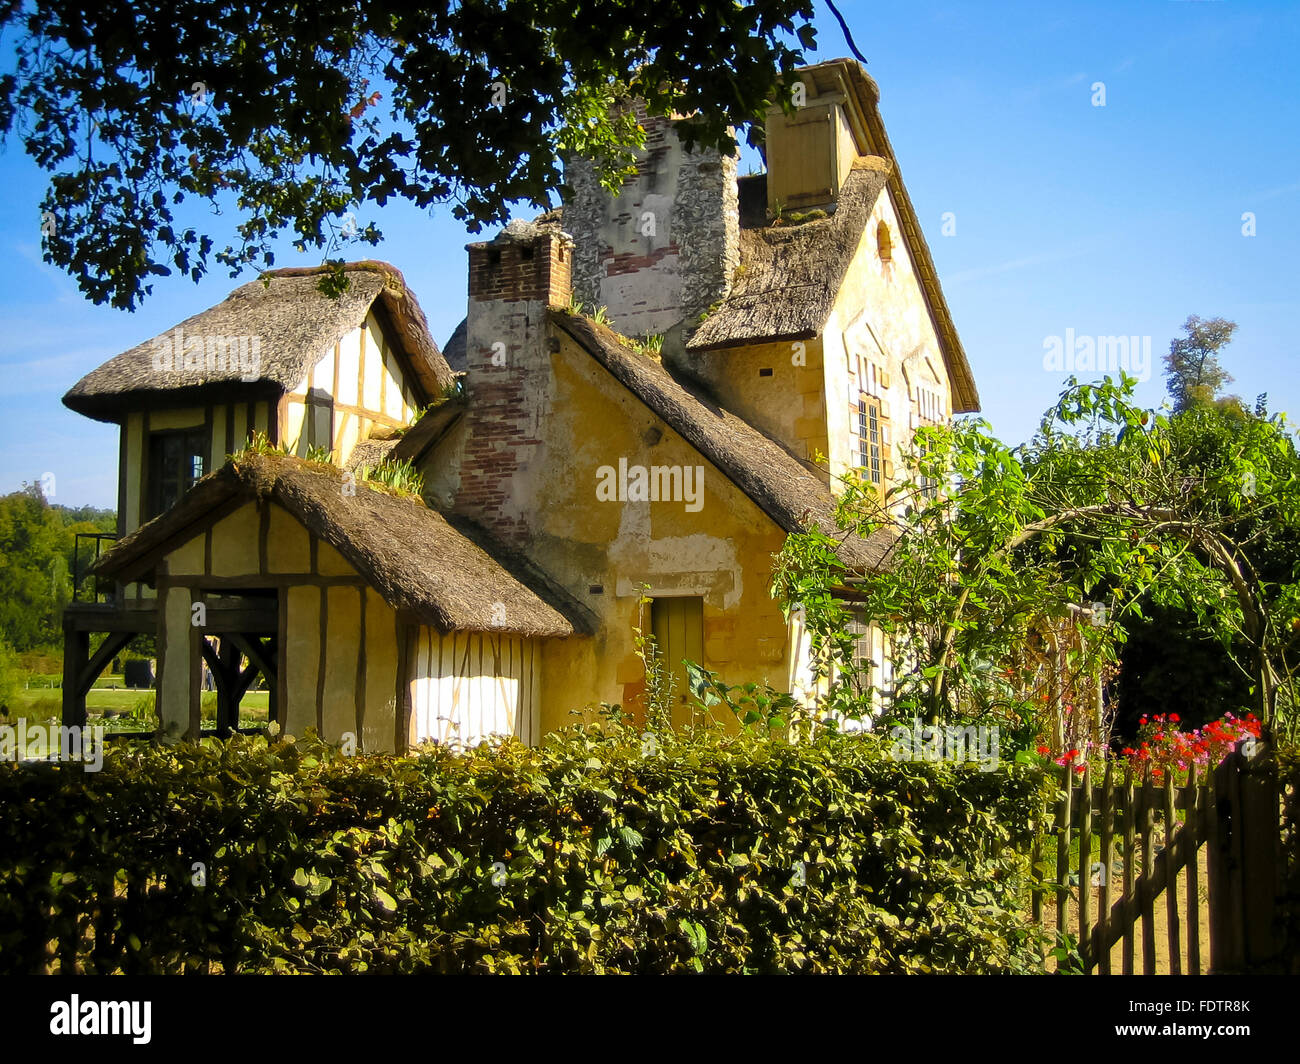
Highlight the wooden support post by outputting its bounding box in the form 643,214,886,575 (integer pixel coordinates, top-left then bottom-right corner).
1077,763,1092,972
1206,756,1227,971
264,635,279,728
61,624,90,729
1239,744,1280,969
1122,762,1136,976
1140,769,1156,974
1185,765,1202,976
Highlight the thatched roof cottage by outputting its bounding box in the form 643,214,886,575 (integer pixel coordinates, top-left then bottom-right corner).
61,58,979,750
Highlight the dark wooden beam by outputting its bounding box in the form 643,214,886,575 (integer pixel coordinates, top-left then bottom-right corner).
76,630,134,699
61,623,89,729
229,633,276,689
63,605,158,634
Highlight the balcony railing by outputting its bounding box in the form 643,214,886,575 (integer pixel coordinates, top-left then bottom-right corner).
71,532,118,604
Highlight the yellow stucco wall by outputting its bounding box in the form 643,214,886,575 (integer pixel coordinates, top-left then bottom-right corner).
284,585,321,739
429,327,793,734
321,585,362,742
157,583,194,734
363,589,398,752
209,502,261,574
686,337,829,477
823,185,953,493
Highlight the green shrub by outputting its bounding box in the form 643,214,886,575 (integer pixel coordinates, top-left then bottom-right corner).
0,638,19,710
0,726,1053,974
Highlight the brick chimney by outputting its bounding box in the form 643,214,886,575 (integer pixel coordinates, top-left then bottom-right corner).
453,221,573,545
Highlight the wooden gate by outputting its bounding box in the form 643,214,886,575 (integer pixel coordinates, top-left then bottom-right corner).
1032,747,1281,973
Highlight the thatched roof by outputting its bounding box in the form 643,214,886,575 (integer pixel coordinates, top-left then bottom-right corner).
688,58,980,414
92,452,582,637
442,318,468,372
553,311,896,571
687,158,891,353
390,394,466,467
64,262,455,422
342,437,399,472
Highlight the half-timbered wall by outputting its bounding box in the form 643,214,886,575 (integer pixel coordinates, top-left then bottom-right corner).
117,399,278,604
281,310,419,466
152,500,407,752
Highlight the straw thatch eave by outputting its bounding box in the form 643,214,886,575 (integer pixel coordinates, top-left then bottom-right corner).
63,261,455,422
687,159,891,355
553,310,896,572
92,452,579,637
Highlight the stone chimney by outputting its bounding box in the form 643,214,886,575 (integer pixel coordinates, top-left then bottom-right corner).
564,111,739,345
453,221,573,545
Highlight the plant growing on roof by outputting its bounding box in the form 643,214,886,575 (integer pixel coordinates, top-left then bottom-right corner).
357,457,425,499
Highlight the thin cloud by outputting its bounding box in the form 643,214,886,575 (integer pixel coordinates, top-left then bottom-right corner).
944,245,1094,285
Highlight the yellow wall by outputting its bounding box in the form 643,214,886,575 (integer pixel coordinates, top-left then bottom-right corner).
823,185,952,496
427,327,793,734
687,337,829,478
156,582,195,735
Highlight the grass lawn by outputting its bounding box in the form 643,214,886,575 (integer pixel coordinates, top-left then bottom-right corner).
7,671,269,739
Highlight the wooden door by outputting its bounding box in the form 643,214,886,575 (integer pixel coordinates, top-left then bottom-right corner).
650,596,703,728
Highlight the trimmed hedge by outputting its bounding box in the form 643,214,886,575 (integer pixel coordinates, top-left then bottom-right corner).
0,728,1053,973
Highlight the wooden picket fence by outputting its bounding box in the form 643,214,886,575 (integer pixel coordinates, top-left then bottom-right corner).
1031,747,1282,974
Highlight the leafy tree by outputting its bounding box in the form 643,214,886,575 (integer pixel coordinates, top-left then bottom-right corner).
774,376,1300,747
1164,315,1238,413
0,636,20,711
0,484,114,652
1113,400,1300,736
0,0,818,308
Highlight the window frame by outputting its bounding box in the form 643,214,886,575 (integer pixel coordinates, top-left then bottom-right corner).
857,394,882,486
145,427,208,520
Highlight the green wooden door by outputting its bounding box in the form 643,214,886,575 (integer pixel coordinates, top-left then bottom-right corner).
650,596,704,728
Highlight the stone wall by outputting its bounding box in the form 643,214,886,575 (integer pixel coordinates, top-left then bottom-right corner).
564,113,739,342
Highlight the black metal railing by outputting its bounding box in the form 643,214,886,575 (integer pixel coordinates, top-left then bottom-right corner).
71,532,117,604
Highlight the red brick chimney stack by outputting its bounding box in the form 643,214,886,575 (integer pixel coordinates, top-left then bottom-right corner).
454,222,574,545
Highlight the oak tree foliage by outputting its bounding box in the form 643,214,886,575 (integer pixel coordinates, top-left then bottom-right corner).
0,0,818,308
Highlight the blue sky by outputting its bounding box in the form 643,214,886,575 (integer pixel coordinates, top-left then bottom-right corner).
1,0,1296,509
